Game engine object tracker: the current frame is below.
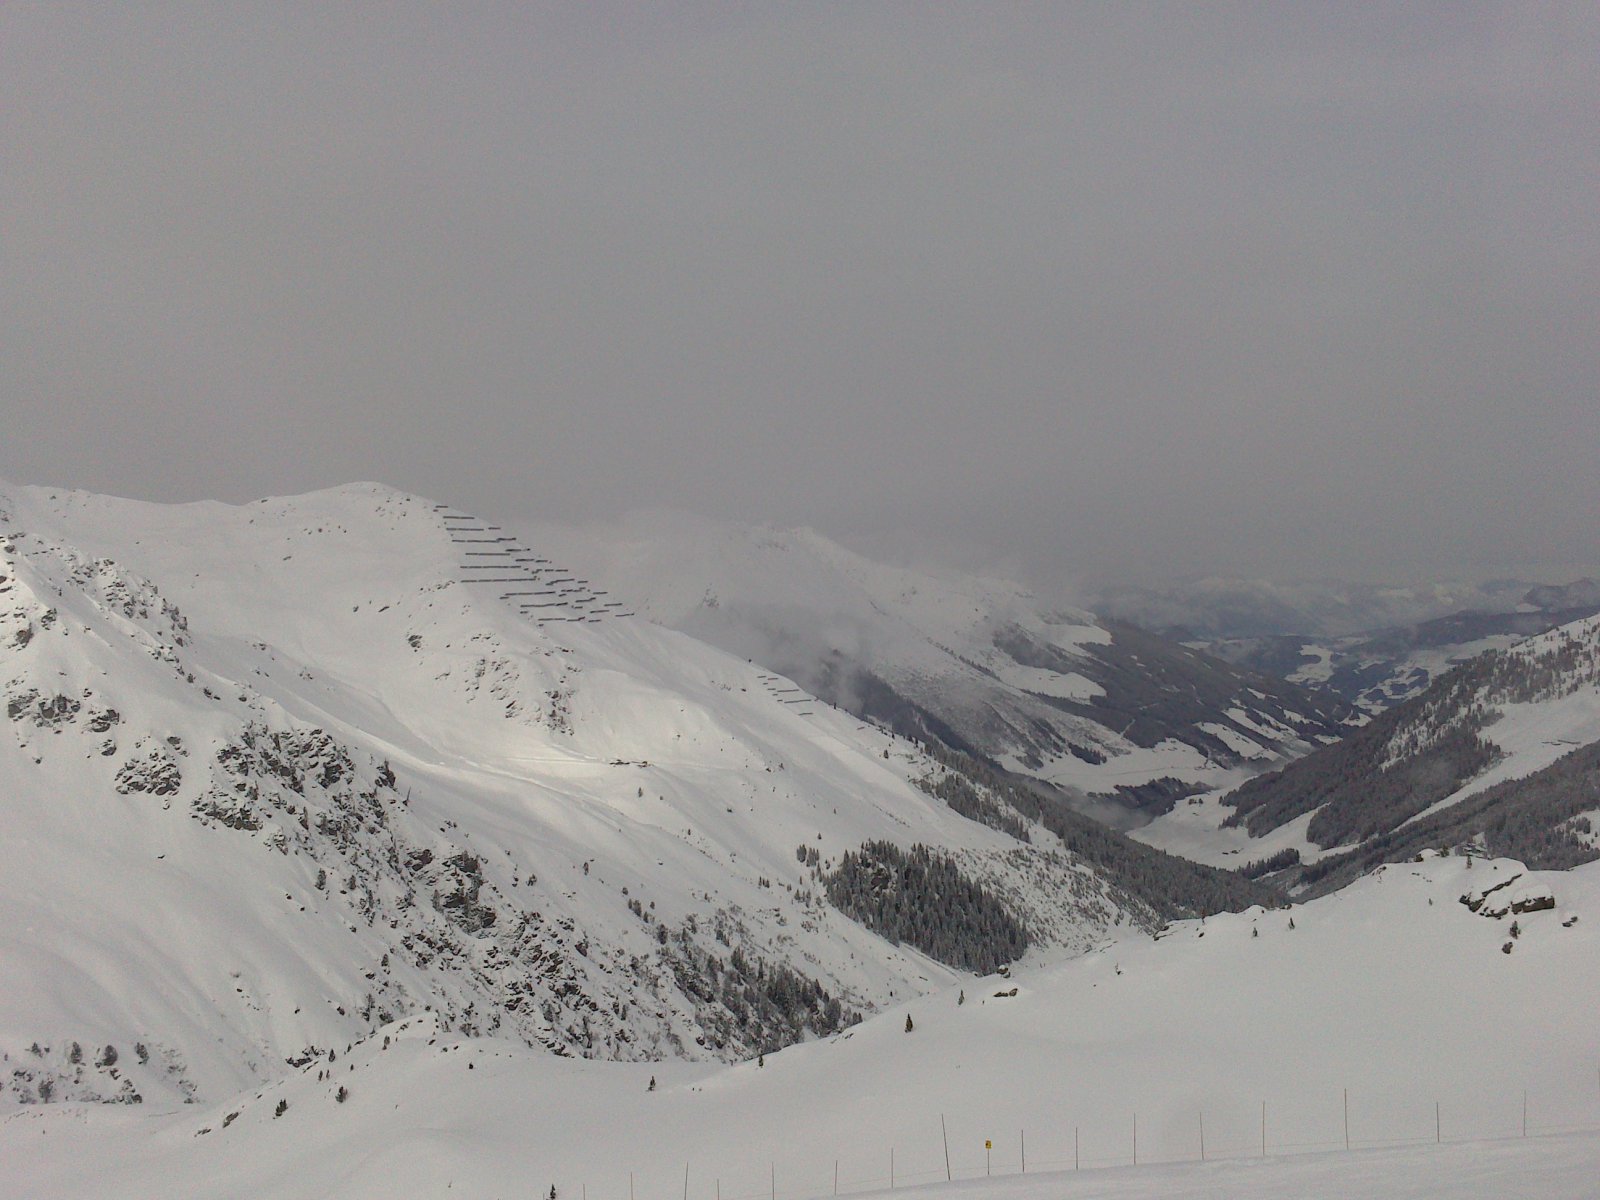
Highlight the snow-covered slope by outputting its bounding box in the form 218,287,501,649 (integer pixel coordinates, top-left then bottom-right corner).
1136,615,1600,890
526,513,1350,818
3,480,1264,1108
5,853,1596,1199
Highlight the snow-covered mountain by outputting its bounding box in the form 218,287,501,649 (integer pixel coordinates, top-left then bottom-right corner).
1135,614,1600,892
525,513,1351,821
6,852,1597,1199
0,480,1274,1110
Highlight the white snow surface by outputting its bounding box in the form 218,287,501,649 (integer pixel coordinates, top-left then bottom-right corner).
3,855,1597,1198
1286,642,1336,684
1001,739,1220,797
528,512,1080,673
1386,616,1600,829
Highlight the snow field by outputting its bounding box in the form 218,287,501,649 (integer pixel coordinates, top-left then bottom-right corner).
4,855,1597,1199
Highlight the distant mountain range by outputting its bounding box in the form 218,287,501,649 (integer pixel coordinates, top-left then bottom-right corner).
1098,574,1600,715
1092,575,1561,640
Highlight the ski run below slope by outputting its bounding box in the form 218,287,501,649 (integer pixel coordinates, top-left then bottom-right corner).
4,854,1597,1199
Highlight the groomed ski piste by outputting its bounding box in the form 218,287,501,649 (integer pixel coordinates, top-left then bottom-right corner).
4,854,1597,1199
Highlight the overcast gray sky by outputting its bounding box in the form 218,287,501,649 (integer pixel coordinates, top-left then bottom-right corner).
2,3,1595,586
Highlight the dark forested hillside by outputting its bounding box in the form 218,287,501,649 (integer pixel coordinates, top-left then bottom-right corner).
1295,740,1600,896
824,842,1030,974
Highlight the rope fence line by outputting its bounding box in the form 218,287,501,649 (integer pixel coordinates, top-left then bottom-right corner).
556,1084,1600,1200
